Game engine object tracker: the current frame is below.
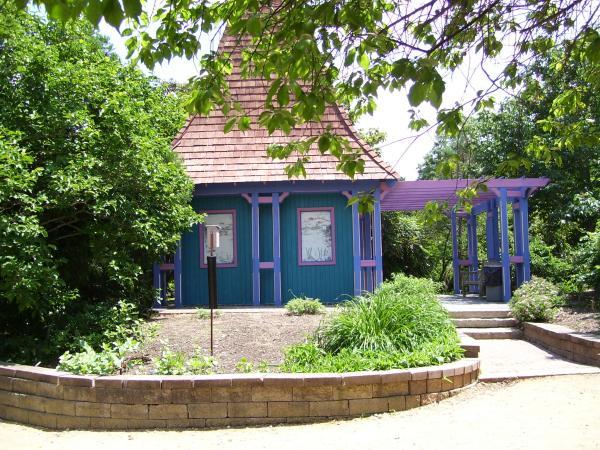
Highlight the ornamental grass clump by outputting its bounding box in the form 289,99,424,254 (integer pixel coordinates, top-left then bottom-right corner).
509,276,563,322
285,297,325,315
281,274,463,373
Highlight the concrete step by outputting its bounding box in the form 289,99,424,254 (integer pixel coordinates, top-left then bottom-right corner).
454,318,519,328
447,309,512,319
461,327,523,340
459,333,480,358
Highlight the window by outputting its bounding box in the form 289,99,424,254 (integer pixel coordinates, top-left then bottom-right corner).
297,207,336,266
200,210,237,267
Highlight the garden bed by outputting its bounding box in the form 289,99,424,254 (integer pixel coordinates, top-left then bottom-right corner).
553,295,599,336
128,310,327,374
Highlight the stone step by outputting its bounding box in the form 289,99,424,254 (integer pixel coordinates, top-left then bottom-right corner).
459,333,480,358
461,327,523,340
447,309,512,319
454,318,519,328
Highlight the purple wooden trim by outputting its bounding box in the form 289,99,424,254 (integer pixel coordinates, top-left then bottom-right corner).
510,255,524,264
241,193,252,203
341,191,352,200
373,188,384,286
458,259,472,266
258,196,272,204
251,193,260,306
360,260,376,267
174,243,182,308
159,263,174,271
259,261,274,269
351,199,362,295
195,180,381,196
297,207,337,266
279,192,290,203
379,181,391,200
499,188,512,302
451,210,460,294
272,193,282,306
468,215,479,293
512,202,524,287
199,209,238,269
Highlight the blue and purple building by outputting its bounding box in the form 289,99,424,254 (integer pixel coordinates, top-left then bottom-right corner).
153,33,549,307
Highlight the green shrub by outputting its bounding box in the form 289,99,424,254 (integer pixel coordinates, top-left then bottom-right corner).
281,274,463,373
57,339,138,375
285,297,325,315
153,349,216,375
509,276,564,322
196,308,221,320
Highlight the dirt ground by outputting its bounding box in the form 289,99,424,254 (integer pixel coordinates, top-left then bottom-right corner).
2,373,599,450
553,296,599,335
130,310,327,373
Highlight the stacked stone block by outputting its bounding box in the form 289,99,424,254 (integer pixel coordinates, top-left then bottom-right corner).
0,359,480,430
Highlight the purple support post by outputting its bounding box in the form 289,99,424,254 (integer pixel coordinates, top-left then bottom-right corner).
152,263,161,307
174,243,182,308
513,202,524,287
468,214,479,293
251,193,260,306
374,188,384,287
272,193,282,306
499,188,511,302
520,197,531,281
363,212,374,292
351,193,362,296
451,209,460,295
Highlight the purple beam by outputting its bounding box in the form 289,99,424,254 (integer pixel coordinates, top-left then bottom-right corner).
174,243,182,308
451,209,460,294
521,197,531,281
351,194,362,295
374,188,384,286
513,202,524,287
152,263,161,307
499,188,511,302
196,180,381,196
251,193,260,306
272,192,282,306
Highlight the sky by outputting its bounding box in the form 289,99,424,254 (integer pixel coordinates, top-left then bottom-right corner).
100,24,506,181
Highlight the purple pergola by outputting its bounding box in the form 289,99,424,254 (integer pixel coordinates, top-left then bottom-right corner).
381,178,550,302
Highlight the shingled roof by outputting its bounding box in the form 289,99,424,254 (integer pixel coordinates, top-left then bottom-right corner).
172,32,398,185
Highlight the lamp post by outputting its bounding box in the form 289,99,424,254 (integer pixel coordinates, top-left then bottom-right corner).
205,224,220,356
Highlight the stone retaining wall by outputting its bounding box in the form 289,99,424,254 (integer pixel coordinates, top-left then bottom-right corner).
0,359,480,430
523,322,600,366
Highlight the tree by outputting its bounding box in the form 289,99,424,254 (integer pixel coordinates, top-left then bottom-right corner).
0,9,198,363
11,0,600,187
358,128,387,156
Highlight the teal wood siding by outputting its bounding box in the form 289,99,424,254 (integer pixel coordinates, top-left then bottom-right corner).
280,193,353,303
181,196,252,306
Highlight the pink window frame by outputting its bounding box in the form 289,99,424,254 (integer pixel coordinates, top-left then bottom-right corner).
199,209,238,268
297,207,336,266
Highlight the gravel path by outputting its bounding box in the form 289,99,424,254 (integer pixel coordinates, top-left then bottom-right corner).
2,374,599,450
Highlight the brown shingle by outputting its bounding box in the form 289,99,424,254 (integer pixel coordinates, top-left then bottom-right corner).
172,32,398,184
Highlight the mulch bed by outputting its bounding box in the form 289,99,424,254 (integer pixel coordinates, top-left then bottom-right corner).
553,294,599,336
128,310,328,374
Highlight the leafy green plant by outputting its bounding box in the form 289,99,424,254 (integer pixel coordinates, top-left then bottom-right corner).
285,297,325,315
195,308,221,320
235,357,255,373
57,339,138,375
153,348,216,375
281,275,463,373
509,276,564,322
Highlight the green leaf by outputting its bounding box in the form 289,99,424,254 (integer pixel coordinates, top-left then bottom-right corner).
123,0,142,18
408,82,427,107
224,117,236,133
359,53,370,70
277,84,290,106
